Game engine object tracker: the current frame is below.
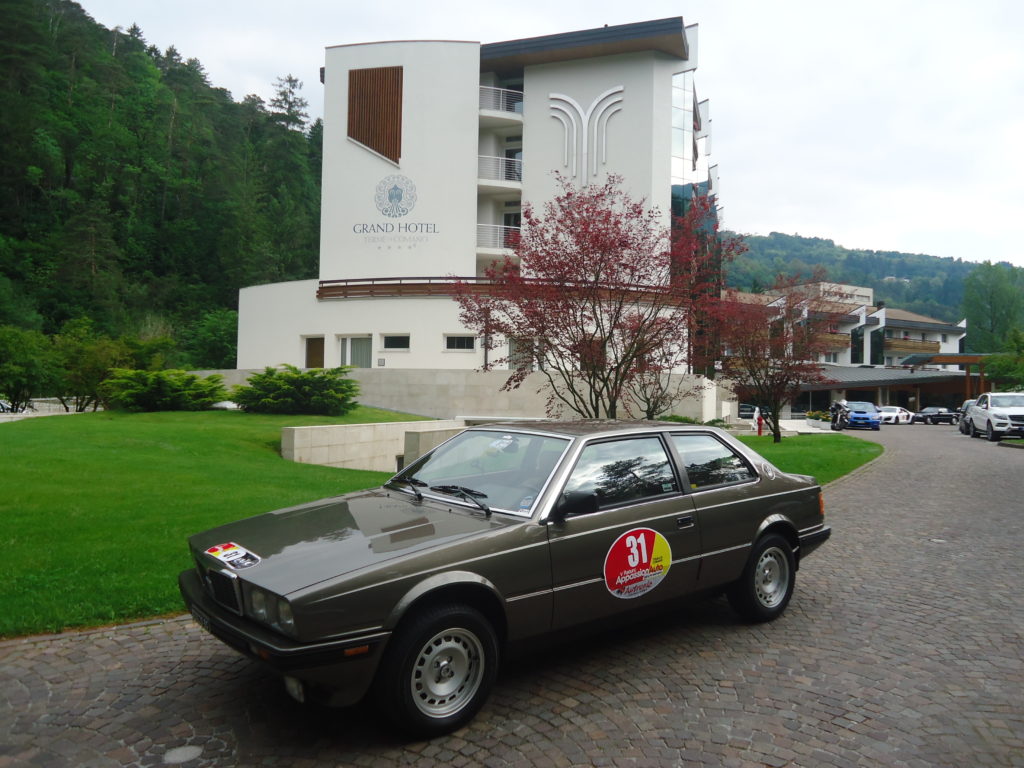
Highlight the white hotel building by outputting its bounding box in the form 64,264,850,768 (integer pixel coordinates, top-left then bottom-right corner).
236,17,717,374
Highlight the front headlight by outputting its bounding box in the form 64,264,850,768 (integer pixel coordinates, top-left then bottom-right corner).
250,589,269,621
277,601,295,634
992,411,1008,421
246,586,297,638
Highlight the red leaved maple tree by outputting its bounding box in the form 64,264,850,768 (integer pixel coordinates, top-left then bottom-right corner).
715,273,840,441
453,176,737,419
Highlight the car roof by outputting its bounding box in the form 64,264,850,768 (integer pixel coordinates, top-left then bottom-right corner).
467,419,715,439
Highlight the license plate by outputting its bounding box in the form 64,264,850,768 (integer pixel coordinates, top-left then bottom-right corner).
190,606,211,632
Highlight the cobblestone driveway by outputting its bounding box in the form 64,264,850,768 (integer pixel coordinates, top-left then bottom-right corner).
2,425,1021,767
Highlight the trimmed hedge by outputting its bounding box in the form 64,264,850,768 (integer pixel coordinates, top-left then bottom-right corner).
231,365,359,416
100,369,227,412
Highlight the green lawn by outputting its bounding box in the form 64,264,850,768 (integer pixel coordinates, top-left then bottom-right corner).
0,408,427,638
0,414,879,638
738,433,883,485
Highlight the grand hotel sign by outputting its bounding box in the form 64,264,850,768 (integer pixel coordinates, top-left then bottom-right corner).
352,175,440,242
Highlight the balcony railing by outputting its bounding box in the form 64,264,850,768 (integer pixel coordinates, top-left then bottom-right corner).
477,224,520,250
884,338,941,354
817,332,850,349
478,155,522,183
479,86,524,113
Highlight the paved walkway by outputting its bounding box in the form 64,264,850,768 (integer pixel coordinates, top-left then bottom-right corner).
2,424,1021,767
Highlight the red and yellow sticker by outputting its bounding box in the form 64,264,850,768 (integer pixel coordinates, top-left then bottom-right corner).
603,528,672,599
205,541,261,569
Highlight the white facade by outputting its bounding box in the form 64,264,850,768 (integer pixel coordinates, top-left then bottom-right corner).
811,288,966,370
237,18,715,372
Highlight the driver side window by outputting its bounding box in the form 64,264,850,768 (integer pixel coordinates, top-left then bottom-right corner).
562,437,677,511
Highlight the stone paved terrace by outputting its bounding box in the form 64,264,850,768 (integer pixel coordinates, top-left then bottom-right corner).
1,422,1022,766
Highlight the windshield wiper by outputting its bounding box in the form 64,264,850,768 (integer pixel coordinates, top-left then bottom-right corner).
391,476,426,502
429,485,491,517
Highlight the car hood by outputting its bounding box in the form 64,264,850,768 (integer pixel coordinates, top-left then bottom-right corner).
189,488,507,596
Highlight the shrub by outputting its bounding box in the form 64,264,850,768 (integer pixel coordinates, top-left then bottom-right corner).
657,414,727,427
232,365,359,416
100,369,227,412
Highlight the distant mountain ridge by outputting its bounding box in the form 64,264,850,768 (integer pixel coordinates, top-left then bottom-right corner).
725,231,977,324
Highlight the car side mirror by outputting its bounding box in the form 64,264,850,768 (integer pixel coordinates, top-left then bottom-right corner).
551,490,600,523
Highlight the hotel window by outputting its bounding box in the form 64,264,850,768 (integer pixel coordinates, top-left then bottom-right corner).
382,334,410,350
339,336,372,368
304,337,325,368
445,336,475,351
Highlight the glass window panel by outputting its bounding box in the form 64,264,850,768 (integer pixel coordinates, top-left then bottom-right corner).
670,434,755,490
672,127,686,158
671,156,686,182
563,437,677,510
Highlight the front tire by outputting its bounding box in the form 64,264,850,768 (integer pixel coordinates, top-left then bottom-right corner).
374,604,498,737
727,534,796,623
987,422,1002,442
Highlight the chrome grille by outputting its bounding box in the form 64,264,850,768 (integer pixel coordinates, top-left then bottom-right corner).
205,568,242,614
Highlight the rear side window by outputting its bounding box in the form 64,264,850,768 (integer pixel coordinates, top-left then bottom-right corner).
671,434,755,490
563,437,677,509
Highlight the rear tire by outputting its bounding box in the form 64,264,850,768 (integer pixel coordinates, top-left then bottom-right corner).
727,534,795,623
374,603,498,737
969,420,980,438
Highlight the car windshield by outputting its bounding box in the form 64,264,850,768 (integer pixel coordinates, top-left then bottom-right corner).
391,429,571,516
991,394,1024,408
846,402,876,412
880,407,896,412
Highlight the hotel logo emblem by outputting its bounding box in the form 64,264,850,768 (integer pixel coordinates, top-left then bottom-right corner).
374,175,417,218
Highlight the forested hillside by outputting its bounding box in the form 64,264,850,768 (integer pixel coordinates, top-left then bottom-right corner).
726,232,978,323
1,0,321,365
2,0,1019,366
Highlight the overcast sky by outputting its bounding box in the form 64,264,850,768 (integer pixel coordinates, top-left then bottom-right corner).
81,0,1024,269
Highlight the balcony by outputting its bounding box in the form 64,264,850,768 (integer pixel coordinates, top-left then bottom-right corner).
479,86,524,129
884,338,941,355
478,155,522,182
477,224,520,250
817,332,850,349
480,86,523,113
478,155,522,195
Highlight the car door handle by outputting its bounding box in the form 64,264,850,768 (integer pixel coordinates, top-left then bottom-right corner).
676,515,694,529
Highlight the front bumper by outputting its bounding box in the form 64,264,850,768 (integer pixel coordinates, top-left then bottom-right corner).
179,569,389,706
847,418,880,429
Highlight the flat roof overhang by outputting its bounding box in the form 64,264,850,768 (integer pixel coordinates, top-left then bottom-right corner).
481,17,688,72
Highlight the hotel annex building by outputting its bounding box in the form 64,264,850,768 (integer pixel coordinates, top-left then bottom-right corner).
236,18,717,374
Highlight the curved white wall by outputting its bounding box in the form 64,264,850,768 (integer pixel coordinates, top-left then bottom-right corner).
320,41,481,281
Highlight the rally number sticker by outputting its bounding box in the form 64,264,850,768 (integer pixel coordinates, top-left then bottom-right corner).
205,542,261,569
603,528,672,599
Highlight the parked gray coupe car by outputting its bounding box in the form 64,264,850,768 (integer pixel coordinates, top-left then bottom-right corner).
180,420,830,736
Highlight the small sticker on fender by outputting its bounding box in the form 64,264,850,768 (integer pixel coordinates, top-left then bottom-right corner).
205,542,261,569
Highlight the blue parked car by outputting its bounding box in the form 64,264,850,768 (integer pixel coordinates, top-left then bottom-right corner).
842,401,881,430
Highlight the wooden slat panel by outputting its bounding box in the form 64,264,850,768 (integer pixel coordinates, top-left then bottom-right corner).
348,66,403,163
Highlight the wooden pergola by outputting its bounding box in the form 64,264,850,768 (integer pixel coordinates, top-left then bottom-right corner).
903,353,992,399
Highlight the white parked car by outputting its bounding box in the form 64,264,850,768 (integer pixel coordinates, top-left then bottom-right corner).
878,406,913,425
965,392,1024,441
